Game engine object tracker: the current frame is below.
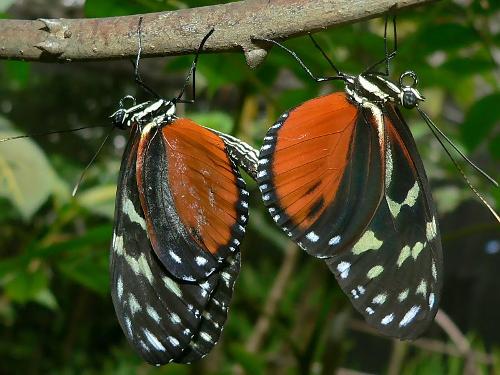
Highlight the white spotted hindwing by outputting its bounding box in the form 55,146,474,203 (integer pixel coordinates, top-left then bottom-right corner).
136,118,248,282
110,125,241,365
325,104,442,339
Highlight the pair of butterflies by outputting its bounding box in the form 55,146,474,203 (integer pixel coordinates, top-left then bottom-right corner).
108,17,498,366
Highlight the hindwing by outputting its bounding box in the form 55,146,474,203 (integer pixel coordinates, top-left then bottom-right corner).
325,103,442,338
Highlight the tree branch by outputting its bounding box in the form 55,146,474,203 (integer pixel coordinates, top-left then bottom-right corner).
0,0,435,67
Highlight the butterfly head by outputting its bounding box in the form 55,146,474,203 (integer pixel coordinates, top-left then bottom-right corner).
110,95,138,130
398,71,424,109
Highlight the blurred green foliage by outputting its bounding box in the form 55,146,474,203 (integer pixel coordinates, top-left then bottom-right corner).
0,0,499,374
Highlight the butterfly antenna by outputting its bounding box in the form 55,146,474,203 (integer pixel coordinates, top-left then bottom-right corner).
0,125,107,143
71,127,115,197
132,17,161,99
174,28,215,104
254,37,345,83
417,106,500,223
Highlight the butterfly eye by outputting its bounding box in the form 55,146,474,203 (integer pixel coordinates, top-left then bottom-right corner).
401,87,419,109
399,71,423,109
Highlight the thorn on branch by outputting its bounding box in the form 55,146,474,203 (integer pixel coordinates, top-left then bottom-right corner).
243,46,268,68
35,18,71,56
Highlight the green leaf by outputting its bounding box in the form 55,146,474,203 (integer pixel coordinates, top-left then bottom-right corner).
489,134,500,159
58,251,109,295
4,60,31,88
229,344,265,375
188,111,234,133
0,0,15,12
441,57,495,75
33,288,58,310
3,266,49,304
77,184,116,219
412,23,477,54
0,116,60,220
461,93,500,150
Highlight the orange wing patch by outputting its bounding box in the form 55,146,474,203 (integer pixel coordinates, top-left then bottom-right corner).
164,118,241,255
271,93,358,230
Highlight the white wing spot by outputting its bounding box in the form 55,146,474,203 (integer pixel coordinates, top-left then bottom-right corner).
399,305,421,327
306,231,319,242
169,250,182,264
128,293,141,315
163,276,182,298
337,262,351,279
426,217,438,241
387,181,420,218
352,230,383,255
416,279,427,297
259,158,269,165
372,293,387,305
257,170,267,178
144,329,166,352
200,332,213,342
112,233,122,254
196,256,208,266
117,277,123,300
428,293,436,309
167,336,180,347
398,289,409,302
367,265,384,279
146,305,160,323
125,317,132,336
366,307,375,315
381,313,395,325
123,198,146,230
170,312,181,324
329,235,341,246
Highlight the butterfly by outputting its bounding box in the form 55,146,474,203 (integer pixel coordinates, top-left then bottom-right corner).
108,22,254,365
254,12,499,339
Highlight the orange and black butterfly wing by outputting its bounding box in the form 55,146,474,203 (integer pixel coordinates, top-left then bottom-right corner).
258,94,442,339
257,93,384,257
136,118,248,282
110,124,243,365
325,104,442,338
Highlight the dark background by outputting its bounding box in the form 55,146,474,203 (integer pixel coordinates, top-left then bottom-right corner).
0,0,499,374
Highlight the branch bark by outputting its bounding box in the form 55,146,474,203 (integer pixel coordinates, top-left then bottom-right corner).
0,0,435,67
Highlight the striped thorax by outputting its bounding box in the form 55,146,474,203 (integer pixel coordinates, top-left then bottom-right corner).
345,71,424,109
111,96,177,130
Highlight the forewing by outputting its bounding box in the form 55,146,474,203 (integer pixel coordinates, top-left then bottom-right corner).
257,93,384,258
136,118,248,281
110,129,241,365
325,104,442,339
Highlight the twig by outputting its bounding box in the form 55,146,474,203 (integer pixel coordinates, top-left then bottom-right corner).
0,0,435,67
434,309,478,375
349,317,495,366
245,242,299,352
